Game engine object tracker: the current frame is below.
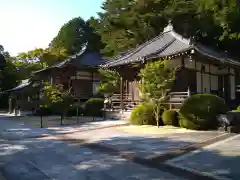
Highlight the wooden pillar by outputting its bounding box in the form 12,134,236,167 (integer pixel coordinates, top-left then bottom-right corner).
125,79,128,95
120,77,124,110
209,64,211,92
187,86,191,97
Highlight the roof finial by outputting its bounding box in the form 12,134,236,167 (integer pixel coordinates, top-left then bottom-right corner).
163,20,173,32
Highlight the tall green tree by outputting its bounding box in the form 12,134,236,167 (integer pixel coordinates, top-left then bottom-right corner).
94,0,240,57
0,46,19,109
50,17,104,56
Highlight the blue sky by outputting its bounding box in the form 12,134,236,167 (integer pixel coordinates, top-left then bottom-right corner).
0,0,104,56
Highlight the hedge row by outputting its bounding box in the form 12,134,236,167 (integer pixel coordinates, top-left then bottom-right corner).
130,94,229,130
38,98,104,117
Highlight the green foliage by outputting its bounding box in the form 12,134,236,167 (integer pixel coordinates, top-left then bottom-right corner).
0,48,20,109
50,17,103,56
37,105,53,116
50,17,87,55
162,109,179,126
93,0,170,56
83,98,104,117
130,103,156,125
236,106,240,111
92,0,240,58
139,60,175,127
97,68,120,97
179,94,228,130
41,84,74,116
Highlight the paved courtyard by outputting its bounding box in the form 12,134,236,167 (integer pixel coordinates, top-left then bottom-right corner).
0,116,187,180
0,116,239,180
0,138,187,180
59,125,225,159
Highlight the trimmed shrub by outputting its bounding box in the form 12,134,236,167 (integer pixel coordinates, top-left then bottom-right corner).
130,103,155,125
66,103,84,117
179,94,228,130
35,105,53,116
162,109,178,126
83,98,104,117
237,106,240,111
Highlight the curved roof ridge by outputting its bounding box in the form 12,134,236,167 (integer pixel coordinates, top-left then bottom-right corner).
106,31,168,62
105,31,169,67
163,22,190,45
169,30,190,45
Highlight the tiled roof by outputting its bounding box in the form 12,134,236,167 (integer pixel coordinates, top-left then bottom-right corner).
5,79,31,92
34,43,105,74
102,23,240,67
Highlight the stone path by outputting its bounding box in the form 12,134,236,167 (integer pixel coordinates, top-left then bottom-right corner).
166,134,240,180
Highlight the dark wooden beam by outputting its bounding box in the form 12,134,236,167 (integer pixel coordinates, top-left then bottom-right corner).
120,77,124,110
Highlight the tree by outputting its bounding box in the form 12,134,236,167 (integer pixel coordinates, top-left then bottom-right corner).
42,84,74,125
50,17,89,55
139,61,176,127
97,68,120,98
93,0,240,57
93,0,170,56
0,46,19,109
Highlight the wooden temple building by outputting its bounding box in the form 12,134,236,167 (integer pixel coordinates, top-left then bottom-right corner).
6,45,105,114
102,23,240,111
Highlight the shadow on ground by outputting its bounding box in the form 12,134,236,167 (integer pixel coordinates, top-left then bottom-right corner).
0,116,239,180
0,136,189,180
0,116,125,140
1,129,239,180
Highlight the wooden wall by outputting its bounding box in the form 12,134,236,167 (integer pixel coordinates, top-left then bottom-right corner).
118,54,239,102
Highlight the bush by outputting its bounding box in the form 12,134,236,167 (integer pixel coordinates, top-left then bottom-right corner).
130,104,156,125
237,106,240,111
179,94,228,130
66,102,85,117
83,98,104,117
162,109,178,126
35,105,53,116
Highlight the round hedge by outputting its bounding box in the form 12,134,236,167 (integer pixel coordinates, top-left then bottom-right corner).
162,109,178,126
130,104,156,125
83,98,104,117
179,94,228,130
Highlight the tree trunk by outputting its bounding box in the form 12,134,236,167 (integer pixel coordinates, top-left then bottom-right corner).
155,105,160,128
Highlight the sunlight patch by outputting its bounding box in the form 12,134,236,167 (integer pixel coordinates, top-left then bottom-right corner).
0,144,27,155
